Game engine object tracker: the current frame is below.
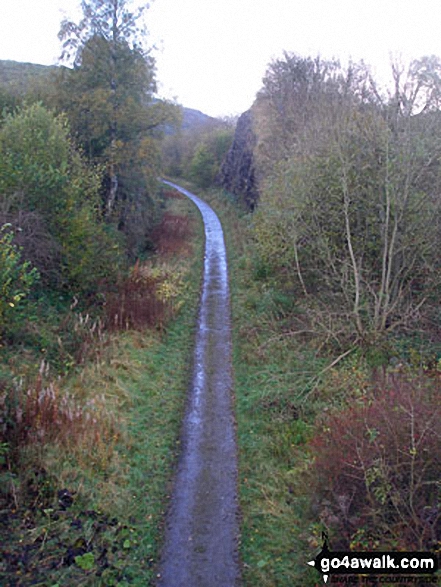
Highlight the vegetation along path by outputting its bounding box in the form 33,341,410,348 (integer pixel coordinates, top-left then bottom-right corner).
157,181,241,587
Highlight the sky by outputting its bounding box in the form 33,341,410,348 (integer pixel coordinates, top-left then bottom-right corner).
1,0,441,118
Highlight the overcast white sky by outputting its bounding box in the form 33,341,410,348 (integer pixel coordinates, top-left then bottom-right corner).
1,0,441,117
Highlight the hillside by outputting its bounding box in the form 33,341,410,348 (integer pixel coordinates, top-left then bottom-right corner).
181,106,215,130
0,59,214,131
0,59,56,93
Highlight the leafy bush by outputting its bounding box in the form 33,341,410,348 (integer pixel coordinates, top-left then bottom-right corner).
0,103,123,293
0,103,73,222
189,143,219,188
309,372,441,550
164,121,234,186
0,224,39,337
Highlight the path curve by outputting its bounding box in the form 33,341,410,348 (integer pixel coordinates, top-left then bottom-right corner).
157,181,241,587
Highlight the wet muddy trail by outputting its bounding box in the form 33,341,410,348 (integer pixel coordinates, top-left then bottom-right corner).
157,181,241,587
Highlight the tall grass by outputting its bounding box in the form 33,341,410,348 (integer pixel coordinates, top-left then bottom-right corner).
1,362,117,449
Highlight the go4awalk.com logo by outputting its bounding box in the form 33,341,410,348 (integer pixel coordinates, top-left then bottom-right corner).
307,533,439,584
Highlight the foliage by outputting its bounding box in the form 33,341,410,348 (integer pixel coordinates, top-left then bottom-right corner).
55,0,179,255
0,103,123,293
0,60,56,114
0,364,119,462
54,35,177,254
163,118,234,186
0,87,21,119
0,225,39,338
0,103,75,220
309,372,441,551
74,551,95,571
189,143,218,187
56,34,157,162
150,208,193,255
252,53,441,343
105,206,192,331
59,0,149,66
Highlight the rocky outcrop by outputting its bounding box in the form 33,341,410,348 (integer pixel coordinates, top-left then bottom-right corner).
218,109,258,210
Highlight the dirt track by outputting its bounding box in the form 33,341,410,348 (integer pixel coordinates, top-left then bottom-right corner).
157,181,241,587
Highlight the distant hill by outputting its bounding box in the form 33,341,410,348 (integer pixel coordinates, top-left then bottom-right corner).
0,59,215,131
0,59,56,94
181,107,215,130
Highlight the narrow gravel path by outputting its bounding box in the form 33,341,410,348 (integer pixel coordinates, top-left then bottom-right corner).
157,181,241,587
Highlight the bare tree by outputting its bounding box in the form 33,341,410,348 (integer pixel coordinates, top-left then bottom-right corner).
253,55,441,343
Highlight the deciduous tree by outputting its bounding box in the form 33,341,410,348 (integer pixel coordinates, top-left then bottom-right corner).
57,0,177,255
253,54,441,343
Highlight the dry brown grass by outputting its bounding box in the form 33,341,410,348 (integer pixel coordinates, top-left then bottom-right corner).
151,212,193,257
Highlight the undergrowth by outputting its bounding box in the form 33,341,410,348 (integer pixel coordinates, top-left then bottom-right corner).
0,187,204,585
310,371,441,552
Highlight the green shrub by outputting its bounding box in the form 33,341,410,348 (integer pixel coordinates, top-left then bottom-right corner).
189,143,218,188
0,224,39,337
0,103,123,293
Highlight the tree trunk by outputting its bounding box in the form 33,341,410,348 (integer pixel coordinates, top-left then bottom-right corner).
106,0,119,218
